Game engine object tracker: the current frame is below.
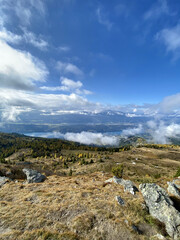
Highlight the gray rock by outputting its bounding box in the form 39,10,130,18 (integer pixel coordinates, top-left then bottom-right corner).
23,168,46,183
173,179,180,189
0,177,10,187
122,179,139,195
105,176,138,195
139,183,180,239
105,176,123,184
153,233,166,240
131,224,142,234
167,182,180,198
115,196,125,205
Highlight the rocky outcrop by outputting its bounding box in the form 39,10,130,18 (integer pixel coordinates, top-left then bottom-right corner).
173,179,180,189
140,183,180,239
115,196,125,206
105,176,138,195
167,182,180,198
0,177,10,187
23,168,46,183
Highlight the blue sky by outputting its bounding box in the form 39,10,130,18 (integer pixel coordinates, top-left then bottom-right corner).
1,0,180,122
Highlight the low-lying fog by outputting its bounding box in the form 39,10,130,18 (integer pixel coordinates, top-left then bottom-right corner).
24,121,180,146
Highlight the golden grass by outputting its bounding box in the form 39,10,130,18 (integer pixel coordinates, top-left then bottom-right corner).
1,146,179,239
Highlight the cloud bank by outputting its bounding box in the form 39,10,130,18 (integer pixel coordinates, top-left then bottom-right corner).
120,121,180,144
121,125,143,136
28,131,120,146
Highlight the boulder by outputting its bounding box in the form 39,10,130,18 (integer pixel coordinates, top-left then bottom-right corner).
167,182,180,198
105,176,122,184
105,176,138,195
23,168,46,183
139,183,180,239
173,179,180,189
0,177,10,187
122,179,139,195
131,224,142,234
115,196,125,206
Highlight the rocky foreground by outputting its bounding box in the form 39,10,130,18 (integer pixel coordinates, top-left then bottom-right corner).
0,167,180,240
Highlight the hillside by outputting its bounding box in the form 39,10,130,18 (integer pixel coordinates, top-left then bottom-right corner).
0,133,180,239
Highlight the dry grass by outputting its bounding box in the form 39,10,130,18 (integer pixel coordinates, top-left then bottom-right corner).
1,146,179,239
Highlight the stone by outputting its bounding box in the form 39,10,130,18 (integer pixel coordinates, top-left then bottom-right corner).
105,176,138,195
153,233,166,240
23,168,46,183
122,179,139,195
115,196,125,205
131,224,142,234
0,177,10,187
105,176,122,184
167,182,180,198
139,183,180,239
173,179,180,189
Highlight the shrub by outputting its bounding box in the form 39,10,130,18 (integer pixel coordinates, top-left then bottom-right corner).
99,159,104,163
112,164,124,178
174,167,180,177
89,159,94,164
69,169,73,176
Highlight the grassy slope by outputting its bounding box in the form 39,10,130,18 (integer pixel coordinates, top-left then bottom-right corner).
0,134,180,239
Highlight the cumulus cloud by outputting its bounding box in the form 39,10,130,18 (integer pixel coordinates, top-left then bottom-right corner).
120,119,180,144
96,7,113,31
147,120,180,144
29,131,119,146
1,106,31,122
57,61,83,77
40,77,92,95
121,124,143,136
156,24,180,59
152,93,180,114
60,77,83,90
0,40,48,90
0,88,102,121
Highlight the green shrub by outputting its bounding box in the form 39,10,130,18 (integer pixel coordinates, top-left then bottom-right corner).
112,164,124,178
89,159,94,164
69,169,73,176
174,167,180,177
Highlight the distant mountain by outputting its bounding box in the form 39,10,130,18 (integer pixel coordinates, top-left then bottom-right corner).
2,110,151,125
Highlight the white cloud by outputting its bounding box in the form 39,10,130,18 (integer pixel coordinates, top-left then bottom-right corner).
34,131,119,146
0,27,49,50
0,28,22,44
58,46,71,52
96,7,113,31
144,0,170,20
60,77,82,90
156,24,180,59
22,28,48,50
57,61,83,76
152,92,180,114
0,0,46,26
0,88,102,121
1,106,31,122
64,131,119,146
121,124,143,136
147,120,180,144
0,40,48,90
40,77,92,95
